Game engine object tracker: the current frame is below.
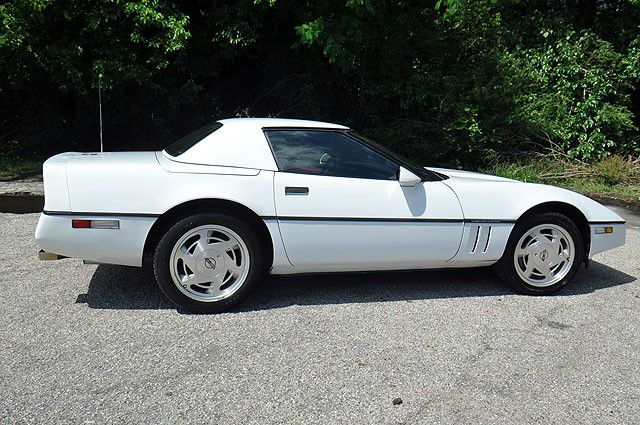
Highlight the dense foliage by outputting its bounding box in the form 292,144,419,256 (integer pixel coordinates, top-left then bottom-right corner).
1,0,639,167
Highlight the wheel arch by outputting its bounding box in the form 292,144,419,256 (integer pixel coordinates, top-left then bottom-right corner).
515,201,590,261
143,199,274,271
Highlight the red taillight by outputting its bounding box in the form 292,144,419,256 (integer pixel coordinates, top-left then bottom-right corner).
71,219,119,229
72,219,92,228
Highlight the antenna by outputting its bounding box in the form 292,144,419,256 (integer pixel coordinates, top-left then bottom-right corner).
98,74,103,152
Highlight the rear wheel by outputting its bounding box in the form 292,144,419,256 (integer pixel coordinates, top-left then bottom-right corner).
496,212,583,295
153,213,262,313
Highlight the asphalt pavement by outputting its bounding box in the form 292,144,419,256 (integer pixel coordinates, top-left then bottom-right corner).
0,211,638,424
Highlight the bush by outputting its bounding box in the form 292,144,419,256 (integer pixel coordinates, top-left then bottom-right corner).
505,31,640,160
594,155,637,185
0,154,41,181
489,162,543,183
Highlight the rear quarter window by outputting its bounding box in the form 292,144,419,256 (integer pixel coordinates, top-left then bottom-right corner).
164,122,223,157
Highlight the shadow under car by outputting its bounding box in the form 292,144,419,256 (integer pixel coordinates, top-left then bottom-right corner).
75,261,637,313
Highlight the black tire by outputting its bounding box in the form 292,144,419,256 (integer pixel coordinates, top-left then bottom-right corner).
153,212,263,313
495,212,584,295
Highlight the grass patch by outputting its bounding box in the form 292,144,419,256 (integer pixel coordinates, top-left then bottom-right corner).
0,155,42,181
483,156,640,204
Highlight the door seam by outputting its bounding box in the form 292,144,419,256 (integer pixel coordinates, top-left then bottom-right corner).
272,171,295,267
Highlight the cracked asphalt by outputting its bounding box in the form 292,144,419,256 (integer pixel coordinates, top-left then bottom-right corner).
1,209,639,424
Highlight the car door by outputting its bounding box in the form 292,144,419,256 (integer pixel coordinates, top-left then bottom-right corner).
266,129,464,273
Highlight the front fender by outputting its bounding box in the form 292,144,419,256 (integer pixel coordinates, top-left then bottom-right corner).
444,180,624,223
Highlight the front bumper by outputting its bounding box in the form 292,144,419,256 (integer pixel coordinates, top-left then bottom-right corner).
589,223,626,257
35,212,157,267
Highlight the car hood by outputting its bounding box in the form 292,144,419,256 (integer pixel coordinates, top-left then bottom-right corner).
425,167,516,183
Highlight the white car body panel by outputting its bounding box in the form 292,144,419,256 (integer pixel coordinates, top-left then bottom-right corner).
41,152,73,211
61,152,274,216
589,223,626,256
273,173,463,272
157,151,261,176
447,223,514,265
438,172,623,223
35,118,626,273
36,213,155,267
431,167,626,258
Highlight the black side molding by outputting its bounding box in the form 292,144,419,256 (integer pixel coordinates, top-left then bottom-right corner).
261,216,517,224
43,210,160,218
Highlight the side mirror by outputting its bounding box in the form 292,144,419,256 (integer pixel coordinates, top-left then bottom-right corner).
398,167,421,187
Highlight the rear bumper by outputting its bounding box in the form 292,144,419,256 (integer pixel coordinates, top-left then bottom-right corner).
35,212,157,267
589,223,626,257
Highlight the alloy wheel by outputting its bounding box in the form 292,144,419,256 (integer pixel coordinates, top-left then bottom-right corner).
513,224,575,287
169,225,250,302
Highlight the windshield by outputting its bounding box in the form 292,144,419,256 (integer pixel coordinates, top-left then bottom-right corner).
346,131,445,181
164,122,223,157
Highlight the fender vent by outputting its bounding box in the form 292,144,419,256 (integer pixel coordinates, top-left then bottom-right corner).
466,225,492,254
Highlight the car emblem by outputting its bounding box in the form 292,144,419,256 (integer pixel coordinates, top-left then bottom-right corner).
539,250,548,261
204,257,216,269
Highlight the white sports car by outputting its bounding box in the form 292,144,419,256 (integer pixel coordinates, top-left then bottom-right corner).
36,118,626,312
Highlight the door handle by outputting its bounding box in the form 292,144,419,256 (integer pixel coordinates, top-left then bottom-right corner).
285,186,309,195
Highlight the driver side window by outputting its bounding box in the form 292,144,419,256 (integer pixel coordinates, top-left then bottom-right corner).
264,130,399,180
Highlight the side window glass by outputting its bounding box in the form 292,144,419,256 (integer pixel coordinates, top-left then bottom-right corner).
164,122,223,157
265,130,399,180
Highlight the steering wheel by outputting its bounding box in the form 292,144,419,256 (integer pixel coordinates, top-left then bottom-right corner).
319,152,338,175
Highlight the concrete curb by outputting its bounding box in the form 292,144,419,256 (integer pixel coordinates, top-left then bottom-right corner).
0,176,44,197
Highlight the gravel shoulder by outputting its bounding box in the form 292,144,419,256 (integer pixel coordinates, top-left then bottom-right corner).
0,211,638,424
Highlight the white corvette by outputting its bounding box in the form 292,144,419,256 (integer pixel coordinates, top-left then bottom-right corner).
36,118,626,312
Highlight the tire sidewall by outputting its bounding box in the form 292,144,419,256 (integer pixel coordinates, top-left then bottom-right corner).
499,213,584,294
153,213,262,313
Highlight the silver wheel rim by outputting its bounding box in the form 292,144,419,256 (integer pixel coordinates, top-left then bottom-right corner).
514,224,575,288
169,225,250,302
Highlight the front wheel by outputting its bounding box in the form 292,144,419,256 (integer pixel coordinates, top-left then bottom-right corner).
496,212,584,295
153,213,263,313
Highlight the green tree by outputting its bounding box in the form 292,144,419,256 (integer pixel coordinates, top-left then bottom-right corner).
1,0,639,164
